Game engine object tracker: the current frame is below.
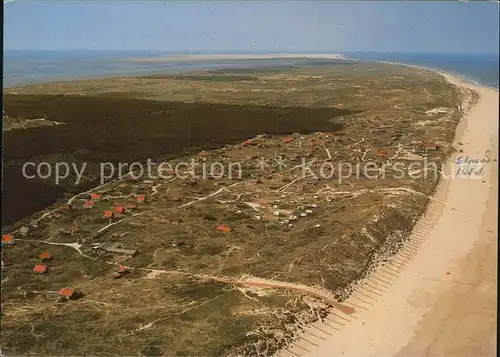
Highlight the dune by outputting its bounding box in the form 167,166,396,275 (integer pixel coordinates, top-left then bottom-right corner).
277,70,498,357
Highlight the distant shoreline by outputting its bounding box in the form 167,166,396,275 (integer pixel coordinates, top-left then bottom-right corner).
5,52,497,89
121,53,346,63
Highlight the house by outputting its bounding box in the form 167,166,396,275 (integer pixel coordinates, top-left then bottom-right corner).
59,288,83,300
103,210,114,219
217,224,233,233
2,234,15,246
115,206,126,214
137,194,146,203
282,137,294,144
126,204,137,210
30,219,39,228
90,193,102,202
33,264,48,274
375,149,387,158
84,200,94,209
39,252,52,262
19,226,31,237
425,143,439,151
63,203,73,210
112,265,131,278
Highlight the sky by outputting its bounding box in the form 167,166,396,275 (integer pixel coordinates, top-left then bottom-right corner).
4,1,499,54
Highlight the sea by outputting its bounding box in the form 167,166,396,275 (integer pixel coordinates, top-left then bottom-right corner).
3,50,499,89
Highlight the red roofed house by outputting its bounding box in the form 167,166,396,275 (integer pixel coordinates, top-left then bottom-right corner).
39,252,53,262
59,288,83,300
2,234,15,246
115,206,126,214
282,137,293,144
217,224,233,233
33,264,48,274
137,194,146,203
126,203,137,210
103,210,114,219
375,149,388,158
84,200,94,209
90,193,102,202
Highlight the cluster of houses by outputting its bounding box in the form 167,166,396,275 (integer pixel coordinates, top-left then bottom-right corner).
1,240,83,302
81,192,147,221
1,188,149,297
33,251,53,275
272,201,318,227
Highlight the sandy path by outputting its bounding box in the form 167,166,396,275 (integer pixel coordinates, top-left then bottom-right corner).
277,73,498,357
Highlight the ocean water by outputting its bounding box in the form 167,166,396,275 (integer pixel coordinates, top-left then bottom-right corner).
3,50,499,89
344,52,499,89
2,50,338,88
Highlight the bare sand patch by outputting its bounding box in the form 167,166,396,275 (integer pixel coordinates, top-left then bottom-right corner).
123,53,345,63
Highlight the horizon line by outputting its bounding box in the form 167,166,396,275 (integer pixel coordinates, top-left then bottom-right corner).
4,49,499,55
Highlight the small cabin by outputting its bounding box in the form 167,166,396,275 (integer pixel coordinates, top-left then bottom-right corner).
217,224,233,233
115,206,126,214
2,234,15,246
33,264,48,274
425,143,439,151
118,266,130,274
137,194,146,203
59,288,83,300
84,200,94,209
39,252,53,262
103,210,114,219
90,193,102,202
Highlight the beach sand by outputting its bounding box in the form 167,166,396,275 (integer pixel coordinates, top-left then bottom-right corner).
278,72,498,357
123,53,345,62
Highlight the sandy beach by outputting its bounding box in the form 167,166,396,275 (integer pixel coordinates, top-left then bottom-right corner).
278,71,498,357
123,53,345,62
